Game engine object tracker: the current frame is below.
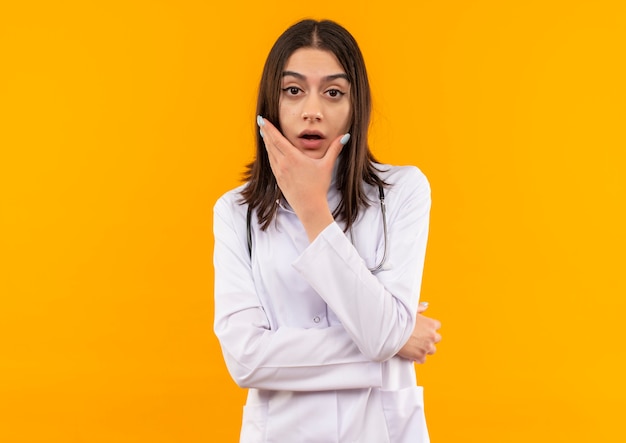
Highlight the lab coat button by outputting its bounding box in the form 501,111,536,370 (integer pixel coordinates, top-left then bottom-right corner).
313,316,321,323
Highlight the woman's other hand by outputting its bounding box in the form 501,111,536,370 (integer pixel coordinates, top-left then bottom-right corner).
396,302,442,363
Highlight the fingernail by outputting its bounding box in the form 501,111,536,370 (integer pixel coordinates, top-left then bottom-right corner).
419,301,429,308
259,128,264,139
256,115,265,127
340,133,350,145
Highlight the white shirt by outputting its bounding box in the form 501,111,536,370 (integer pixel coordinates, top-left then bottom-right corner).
213,164,431,443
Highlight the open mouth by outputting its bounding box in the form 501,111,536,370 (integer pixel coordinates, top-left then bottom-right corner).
297,131,326,150
299,130,325,140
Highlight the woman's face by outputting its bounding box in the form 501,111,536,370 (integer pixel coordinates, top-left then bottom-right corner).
278,48,352,159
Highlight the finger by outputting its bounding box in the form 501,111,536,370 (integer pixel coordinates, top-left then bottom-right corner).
257,116,283,157
417,301,429,313
427,344,437,355
262,130,281,174
258,117,298,158
414,355,426,364
321,132,349,166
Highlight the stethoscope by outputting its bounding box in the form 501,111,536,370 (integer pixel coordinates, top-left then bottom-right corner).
246,183,388,273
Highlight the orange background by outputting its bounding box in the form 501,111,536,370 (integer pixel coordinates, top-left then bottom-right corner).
1,1,625,442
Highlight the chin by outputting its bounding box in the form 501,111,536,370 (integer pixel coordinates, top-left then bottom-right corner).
296,150,322,160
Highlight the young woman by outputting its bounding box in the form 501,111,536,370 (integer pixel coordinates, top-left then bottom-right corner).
213,19,442,443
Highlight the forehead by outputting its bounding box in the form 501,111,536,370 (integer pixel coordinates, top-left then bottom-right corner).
283,48,346,78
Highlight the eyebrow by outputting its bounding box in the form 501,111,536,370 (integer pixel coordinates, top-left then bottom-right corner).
282,71,350,82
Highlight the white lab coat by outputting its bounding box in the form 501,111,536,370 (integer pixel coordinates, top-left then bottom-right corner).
213,164,431,443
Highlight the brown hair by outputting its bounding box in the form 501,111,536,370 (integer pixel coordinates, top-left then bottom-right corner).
241,19,385,231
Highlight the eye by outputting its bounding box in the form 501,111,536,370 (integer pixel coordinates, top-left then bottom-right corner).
282,86,302,96
326,89,345,98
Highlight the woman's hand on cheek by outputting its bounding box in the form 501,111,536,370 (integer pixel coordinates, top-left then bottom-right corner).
258,116,349,242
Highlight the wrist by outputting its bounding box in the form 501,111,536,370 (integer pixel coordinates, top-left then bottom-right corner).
298,204,334,243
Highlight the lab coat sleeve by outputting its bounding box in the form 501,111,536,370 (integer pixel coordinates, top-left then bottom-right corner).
293,167,431,362
213,193,382,392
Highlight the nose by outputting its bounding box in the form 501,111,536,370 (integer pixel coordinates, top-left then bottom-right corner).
302,111,323,121
301,95,323,121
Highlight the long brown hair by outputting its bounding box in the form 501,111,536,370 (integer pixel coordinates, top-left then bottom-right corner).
241,19,385,231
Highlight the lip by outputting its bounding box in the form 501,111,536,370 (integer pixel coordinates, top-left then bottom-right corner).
297,130,326,150
298,129,325,139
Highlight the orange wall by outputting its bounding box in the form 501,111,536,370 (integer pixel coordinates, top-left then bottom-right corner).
1,1,625,442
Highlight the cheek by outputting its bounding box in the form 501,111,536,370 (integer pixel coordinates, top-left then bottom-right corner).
336,104,352,131
278,103,298,127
